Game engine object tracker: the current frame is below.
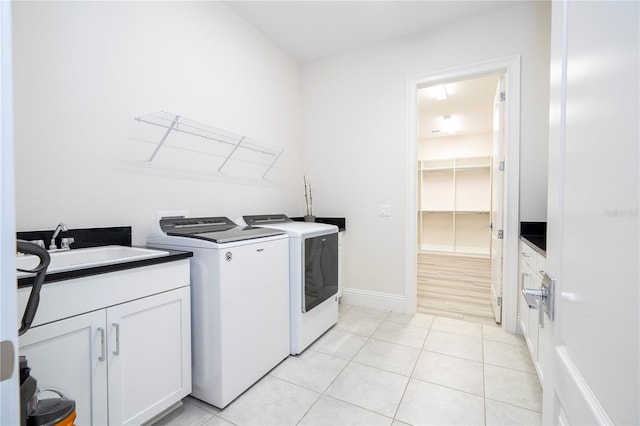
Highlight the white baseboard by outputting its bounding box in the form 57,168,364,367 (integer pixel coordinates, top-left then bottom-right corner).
340,287,407,313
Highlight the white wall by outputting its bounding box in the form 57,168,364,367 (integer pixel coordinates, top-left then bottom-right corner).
301,2,550,300
12,1,303,245
12,1,551,310
419,133,493,160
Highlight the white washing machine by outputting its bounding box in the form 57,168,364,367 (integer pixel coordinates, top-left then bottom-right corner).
147,216,289,408
240,214,339,355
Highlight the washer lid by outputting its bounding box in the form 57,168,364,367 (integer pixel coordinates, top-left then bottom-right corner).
243,214,293,226
159,216,284,243
243,214,338,237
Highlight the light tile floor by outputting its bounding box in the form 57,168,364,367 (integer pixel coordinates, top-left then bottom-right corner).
153,304,542,426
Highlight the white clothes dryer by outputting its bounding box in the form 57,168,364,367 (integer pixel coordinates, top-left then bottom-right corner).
147,216,289,408
239,214,339,355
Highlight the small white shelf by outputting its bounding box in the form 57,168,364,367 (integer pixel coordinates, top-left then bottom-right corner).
455,213,491,255
420,212,454,253
135,111,285,179
417,155,492,257
421,170,454,211
456,156,491,168
455,168,491,212
419,158,455,171
419,156,490,171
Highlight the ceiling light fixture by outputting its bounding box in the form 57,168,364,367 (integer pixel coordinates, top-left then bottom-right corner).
441,115,460,134
429,84,448,100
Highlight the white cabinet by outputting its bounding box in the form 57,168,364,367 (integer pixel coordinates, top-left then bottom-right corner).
18,260,191,426
518,240,546,384
417,156,492,256
107,287,191,425
19,310,109,426
338,231,344,298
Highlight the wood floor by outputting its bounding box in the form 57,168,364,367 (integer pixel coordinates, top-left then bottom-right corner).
417,252,497,325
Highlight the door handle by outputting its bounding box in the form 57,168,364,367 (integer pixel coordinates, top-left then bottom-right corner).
541,271,556,321
521,271,555,328
522,288,546,328
0,340,15,382
522,288,543,308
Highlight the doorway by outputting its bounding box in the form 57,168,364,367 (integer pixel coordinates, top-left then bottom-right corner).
416,75,500,325
405,57,521,333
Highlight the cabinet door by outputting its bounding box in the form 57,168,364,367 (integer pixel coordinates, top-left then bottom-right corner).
18,310,108,426
338,232,344,298
520,263,540,364
535,253,550,386
107,287,191,426
518,265,530,337
526,268,540,365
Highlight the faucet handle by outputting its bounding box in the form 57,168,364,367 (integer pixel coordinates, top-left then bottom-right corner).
60,237,75,250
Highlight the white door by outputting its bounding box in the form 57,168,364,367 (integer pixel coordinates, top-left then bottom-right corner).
0,2,19,424
543,1,639,424
490,76,505,323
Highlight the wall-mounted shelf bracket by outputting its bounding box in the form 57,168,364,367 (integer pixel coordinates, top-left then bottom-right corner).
147,115,179,164
135,111,285,178
263,149,285,179
218,136,245,173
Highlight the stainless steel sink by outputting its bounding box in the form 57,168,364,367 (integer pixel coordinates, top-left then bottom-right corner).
16,245,170,276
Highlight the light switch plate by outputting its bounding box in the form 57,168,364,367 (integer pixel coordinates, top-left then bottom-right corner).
379,204,391,217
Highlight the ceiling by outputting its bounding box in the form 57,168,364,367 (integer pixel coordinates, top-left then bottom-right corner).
224,2,509,140
225,1,529,63
418,74,499,139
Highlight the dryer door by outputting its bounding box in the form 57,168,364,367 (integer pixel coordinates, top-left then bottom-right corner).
302,233,338,312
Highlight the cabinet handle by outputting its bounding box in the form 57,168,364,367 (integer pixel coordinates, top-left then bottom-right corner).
113,323,120,356
98,327,105,362
522,252,532,258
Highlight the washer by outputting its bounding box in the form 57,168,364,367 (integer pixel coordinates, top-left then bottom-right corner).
147,216,289,408
240,214,339,355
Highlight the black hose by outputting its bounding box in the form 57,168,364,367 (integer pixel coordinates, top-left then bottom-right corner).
16,240,50,336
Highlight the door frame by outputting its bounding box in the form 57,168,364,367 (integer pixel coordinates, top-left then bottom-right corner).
405,56,521,333
0,1,19,423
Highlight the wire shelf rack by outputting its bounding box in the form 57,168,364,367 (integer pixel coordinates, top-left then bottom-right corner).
135,111,285,178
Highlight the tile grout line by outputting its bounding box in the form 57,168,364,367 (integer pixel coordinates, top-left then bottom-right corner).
482,324,488,426
340,308,415,424
299,308,393,424
390,317,434,424
165,307,541,425
294,306,367,426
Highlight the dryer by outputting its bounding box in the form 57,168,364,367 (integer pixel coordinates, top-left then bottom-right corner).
240,214,339,355
147,216,289,408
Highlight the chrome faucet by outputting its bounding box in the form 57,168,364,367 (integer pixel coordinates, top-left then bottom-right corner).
49,223,68,250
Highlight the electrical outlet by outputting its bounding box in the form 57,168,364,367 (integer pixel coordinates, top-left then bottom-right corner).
379,204,391,217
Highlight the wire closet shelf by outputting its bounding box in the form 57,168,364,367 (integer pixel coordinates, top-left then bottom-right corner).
135,111,285,179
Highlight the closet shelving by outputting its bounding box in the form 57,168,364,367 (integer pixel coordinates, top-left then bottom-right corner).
417,155,491,256
135,111,285,179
